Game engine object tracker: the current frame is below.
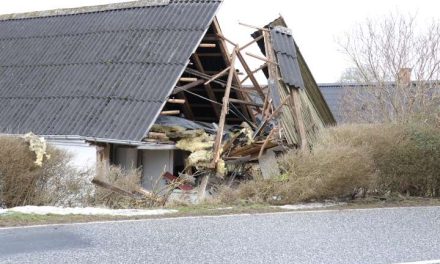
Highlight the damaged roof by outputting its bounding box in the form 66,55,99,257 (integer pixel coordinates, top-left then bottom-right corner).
0,0,222,142
270,27,305,89
252,19,336,125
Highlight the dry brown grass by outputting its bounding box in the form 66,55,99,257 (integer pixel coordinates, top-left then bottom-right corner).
219,123,440,205
0,136,80,207
94,166,143,209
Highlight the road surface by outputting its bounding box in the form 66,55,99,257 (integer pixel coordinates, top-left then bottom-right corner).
1,206,440,264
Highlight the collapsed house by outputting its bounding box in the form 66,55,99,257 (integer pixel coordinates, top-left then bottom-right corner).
0,0,335,199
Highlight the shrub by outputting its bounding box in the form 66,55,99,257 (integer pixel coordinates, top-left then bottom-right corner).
225,123,440,204
0,136,90,207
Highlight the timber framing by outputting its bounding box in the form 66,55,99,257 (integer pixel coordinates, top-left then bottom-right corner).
159,15,335,170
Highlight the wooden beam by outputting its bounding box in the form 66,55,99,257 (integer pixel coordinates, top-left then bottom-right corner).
199,43,216,48
212,47,238,168
192,54,221,118
172,79,204,94
179,77,198,82
245,52,278,65
216,33,237,47
229,98,263,108
92,179,137,198
239,35,264,51
177,92,195,120
197,53,223,57
236,50,265,99
205,66,231,85
161,110,180,116
167,99,185,104
238,22,270,32
241,64,267,84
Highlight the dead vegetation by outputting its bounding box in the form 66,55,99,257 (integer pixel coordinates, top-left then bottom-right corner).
92,166,191,209
216,123,440,205
0,136,91,208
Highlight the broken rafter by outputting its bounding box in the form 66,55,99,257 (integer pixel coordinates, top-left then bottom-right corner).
239,35,264,51
245,52,278,65
212,47,239,168
241,63,267,84
239,22,270,32
204,66,231,85
172,79,205,94
229,98,263,108
216,33,238,47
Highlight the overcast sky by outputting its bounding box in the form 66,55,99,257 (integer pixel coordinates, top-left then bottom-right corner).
0,0,438,83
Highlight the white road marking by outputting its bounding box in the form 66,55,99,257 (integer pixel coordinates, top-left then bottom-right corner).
394,260,440,264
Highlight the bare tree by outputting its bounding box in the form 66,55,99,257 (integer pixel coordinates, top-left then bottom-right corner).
338,13,440,124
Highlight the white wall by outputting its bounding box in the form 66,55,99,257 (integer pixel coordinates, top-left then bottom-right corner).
142,150,173,191
48,140,97,172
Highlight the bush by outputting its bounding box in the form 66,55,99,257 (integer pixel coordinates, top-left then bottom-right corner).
225,123,440,204
0,136,90,207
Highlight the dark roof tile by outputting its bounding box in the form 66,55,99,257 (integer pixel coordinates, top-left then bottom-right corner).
0,0,222,141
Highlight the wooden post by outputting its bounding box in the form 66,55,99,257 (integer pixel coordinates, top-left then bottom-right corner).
212,47,238,167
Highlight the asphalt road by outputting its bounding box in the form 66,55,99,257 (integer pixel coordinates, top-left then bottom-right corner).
1,206,440,264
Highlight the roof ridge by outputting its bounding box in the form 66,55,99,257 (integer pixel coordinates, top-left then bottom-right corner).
0,0,170,21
